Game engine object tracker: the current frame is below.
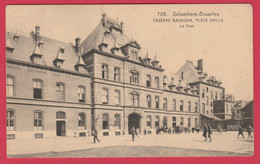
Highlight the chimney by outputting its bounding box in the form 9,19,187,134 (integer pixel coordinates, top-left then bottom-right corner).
35,26,40,36
75,37,81,53
120,21,124,34
102,13,107,27
197,59,203,72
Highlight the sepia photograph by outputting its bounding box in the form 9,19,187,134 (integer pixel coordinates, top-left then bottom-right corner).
5,4,254,158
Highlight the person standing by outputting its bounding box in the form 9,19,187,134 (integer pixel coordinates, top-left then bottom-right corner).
93,128,100,143
247,124,253,138
237,124,244,138
203,123,208,141
131,126,136,141
217,123,222,135
207,124,212,142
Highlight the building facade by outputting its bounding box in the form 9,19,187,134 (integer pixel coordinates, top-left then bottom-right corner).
7,14,235,139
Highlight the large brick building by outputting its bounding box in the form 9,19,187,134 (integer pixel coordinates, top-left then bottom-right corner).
6,14,232,139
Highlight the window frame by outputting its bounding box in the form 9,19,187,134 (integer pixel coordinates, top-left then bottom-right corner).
34,110,44,130
163,98,167,110
131,92,139,107
155,96,160,109
155,76,160,89
114,114,121,129
102,64,109,79
56,82,65,101
78,85,86,103
33,79,43,99
146,75,151,87
180,100,184,111
147,115,152,128
114,90,121,105
78,112,86,130
172,99,176,111
102,113,109,130
6,75,15,97
114,67,120,81
130,71,139,85
147,95,151,108
7,109,15,131
102,88,109,104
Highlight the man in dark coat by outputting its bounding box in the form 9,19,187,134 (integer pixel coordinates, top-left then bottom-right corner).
237,124,244,138
247,125,253,138
93,128,100,143
131,126,136,141
203,123,208,141
207,124,212,142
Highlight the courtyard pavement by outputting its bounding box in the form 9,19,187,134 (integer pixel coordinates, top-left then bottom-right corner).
7,131,254,156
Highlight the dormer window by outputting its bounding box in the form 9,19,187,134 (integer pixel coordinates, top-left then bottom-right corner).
131,50,138,60
53,48,65,68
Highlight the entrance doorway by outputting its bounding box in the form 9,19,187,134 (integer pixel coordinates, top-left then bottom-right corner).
56,121,66,136
128,113,141,134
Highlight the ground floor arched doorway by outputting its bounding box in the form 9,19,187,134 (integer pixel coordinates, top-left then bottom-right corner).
128,113,141,134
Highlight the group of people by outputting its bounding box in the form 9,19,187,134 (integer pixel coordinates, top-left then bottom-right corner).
202,124,213,142
91,123,253,144
238,124,253,138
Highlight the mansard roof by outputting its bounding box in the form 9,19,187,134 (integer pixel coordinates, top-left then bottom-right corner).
81,21,131,55
6,32,88,74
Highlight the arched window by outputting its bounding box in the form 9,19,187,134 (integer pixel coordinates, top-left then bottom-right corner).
188,118,191,128
172,99,176,111
226,104,229,113
180,100,184,111
188,101,191,112
56,82,65,101
194,102,198,112
78,86,86,103
56,111,66,119
155,96,159,109
147,95,151,108
146,75,151,87
102,64,108,79
147,115,152,128
7,109,15,131
155,77,159,89
163,116,168,128
163,98,167,110
114,67,120,81
195,118,198,127
34,111,43,130
33,79,43,99
172,117,176,128
102,113,109,129
102,88,109,104
180,117,184,126
131,92,139,106
114,90,120,105
130,71,139,84
202,103,205,114
78,113,86,130
155,116,160,128
114,114,121,129
6,75,14,97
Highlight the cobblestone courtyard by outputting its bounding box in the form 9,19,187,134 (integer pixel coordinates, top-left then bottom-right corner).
7,131,254,157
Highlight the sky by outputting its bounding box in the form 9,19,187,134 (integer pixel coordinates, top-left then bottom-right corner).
6,4,253,101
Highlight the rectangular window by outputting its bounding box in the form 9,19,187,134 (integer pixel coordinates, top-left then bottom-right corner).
102,89,108,104
163,98,167,110
33,80,42,99
146,75,151,87
155,117,159,128
102,114,109,129
78,113,86,130
147,116,151,128
78,86,85,103
202,89,205,98
6,76,14,97
155,96,159,109
147,95,151,108
56,83,65,101
102,65,108,79
115,91,120,105
114,68,120,81
7,110,15,131
34,112,43,130
180,101,183,111
173,99,176,111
